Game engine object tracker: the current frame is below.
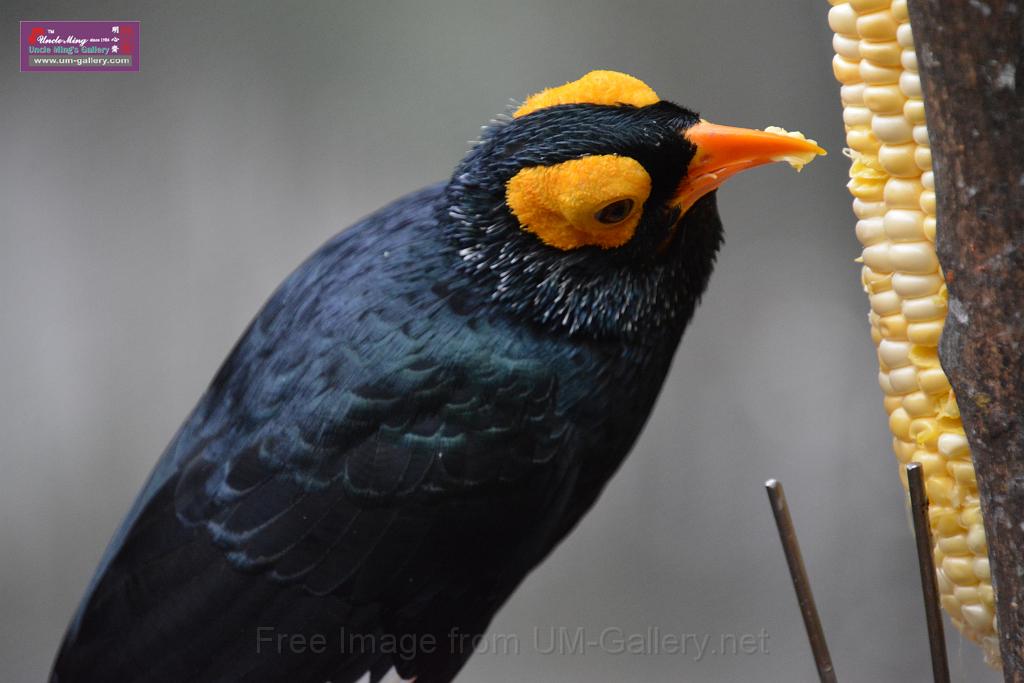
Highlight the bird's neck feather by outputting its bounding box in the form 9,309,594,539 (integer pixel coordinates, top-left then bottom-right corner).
434,183,723,347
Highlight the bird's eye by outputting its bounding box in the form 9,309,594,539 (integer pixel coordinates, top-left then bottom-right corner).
594,198,635,224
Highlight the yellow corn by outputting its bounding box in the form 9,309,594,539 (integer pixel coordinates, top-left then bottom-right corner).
826,0,999,664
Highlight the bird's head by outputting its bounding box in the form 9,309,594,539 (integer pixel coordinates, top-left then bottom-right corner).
443,71,824,342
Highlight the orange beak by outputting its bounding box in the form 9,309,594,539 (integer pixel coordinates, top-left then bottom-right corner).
675,121,826,215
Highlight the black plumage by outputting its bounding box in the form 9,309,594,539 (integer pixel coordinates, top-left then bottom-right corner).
52,96,727,682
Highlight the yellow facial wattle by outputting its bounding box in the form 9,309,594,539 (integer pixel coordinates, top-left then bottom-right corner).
505,155,651,250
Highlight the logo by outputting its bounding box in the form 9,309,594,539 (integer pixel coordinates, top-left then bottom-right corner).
20,21,140,72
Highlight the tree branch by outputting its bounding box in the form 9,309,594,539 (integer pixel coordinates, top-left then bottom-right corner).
907,0,1024,677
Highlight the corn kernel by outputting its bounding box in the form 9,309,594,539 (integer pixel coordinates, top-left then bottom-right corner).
889,407,912,439
879,370,896,394
883,209,925,240
912,124,930,146
917,367,951,394
844,106,874,127
891,272,942,297
834,33,862,59
901,295,945,320
870,289,903,315
841,82,867,105
920,190,936,214
856,217,887,245
962,604,994,631
938,433,969,458
938,533,970,556
829,4,860,34
878,314,908,339
873,114,915,143
902,391,936,417
910,417,940,448
851,0,892,12
908,344,940,368
962,505,984,527
879,143,919,177
937,567,954,594
864,84,906,113
932,508,964,535
923,216,935,241
942,555,979,585
864,268,893,292
949,461,977,485
907,320,943,346
847,128,881,154
888,242,939,274
903,99,926,124
914,146,932,171
883,177,924,208
859,40,902,66
888,365,919,393
860,60,902,84
940,594,961,617
974,557,991,580
878,339,912,367
895,21,914,47
834,55,864,84
862,243,893,273
893,437,917,462
853,198,887,219
857,10,899,40
900,48,917,71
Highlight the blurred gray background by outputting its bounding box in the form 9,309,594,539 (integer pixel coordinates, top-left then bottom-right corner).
0,1,998,681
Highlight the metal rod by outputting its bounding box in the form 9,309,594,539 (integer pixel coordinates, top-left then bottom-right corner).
906,463,951,683
765,478,837,683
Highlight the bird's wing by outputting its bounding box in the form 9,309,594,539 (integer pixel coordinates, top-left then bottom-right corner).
56,185,586,682
173,300,572,598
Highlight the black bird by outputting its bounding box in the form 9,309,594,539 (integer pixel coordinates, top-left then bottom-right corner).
52,71,822,682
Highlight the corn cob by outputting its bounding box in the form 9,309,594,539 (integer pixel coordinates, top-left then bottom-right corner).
825,0,999,664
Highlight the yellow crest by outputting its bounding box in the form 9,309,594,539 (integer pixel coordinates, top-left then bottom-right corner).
514,70,660,118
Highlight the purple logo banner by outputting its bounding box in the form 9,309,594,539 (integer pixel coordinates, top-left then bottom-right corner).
21,21,140,72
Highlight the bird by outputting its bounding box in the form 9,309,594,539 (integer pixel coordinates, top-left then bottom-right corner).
51,70,823,683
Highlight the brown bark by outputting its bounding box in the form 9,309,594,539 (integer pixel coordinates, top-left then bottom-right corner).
907,0,1024,677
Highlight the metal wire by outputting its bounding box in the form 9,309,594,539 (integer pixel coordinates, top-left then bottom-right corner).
765,478,838,683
